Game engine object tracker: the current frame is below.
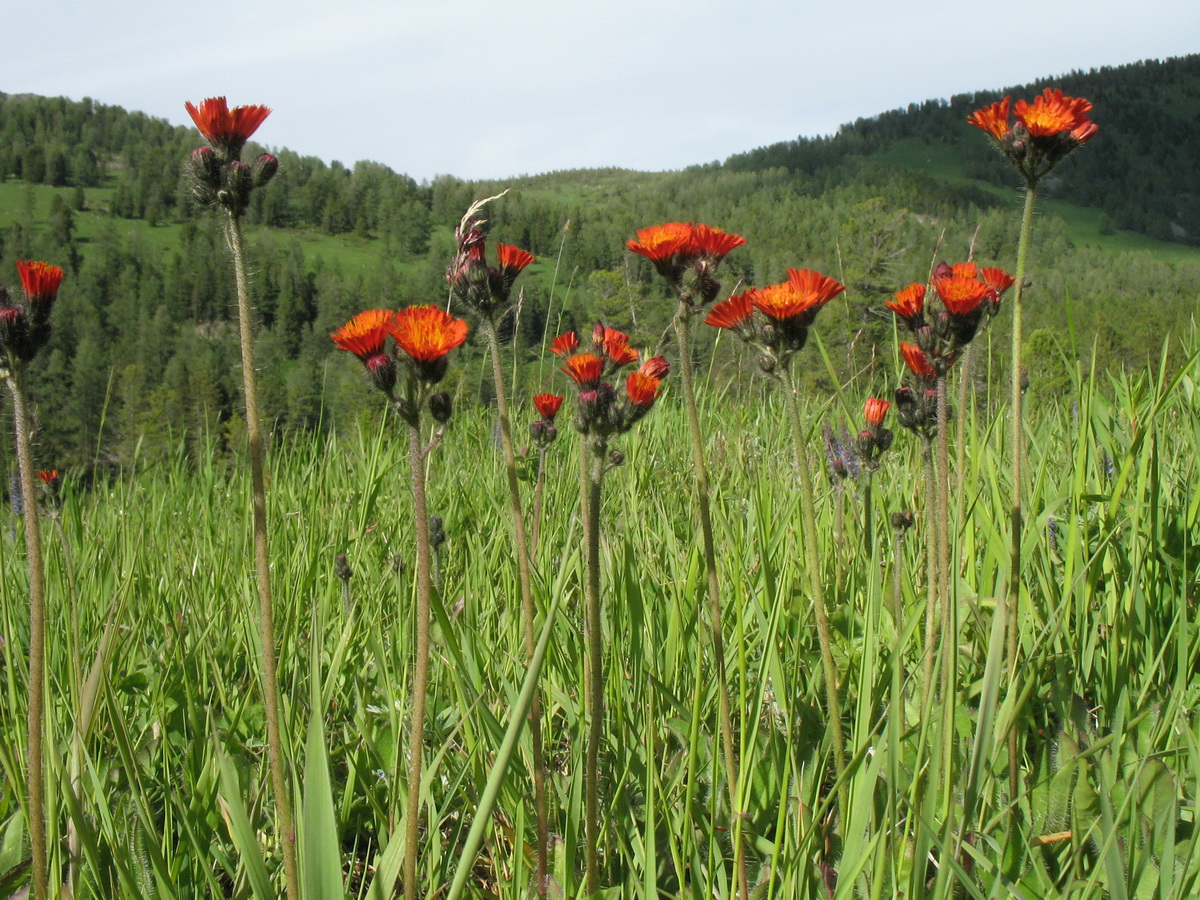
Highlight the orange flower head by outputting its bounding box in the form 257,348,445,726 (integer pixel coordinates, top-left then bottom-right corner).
705,291,754,330
626,372,662,409
37,469,60,485
933,275,991,316
550,331,579,357
561,353,605,389
692,223,747,260
627,222,695,263
496,243,535,277
950,262,977,279
639,355,670,379
886,283,926,322
387,305,468,363
787,268,847,308
1013,89,1094,138
968,97,1011,140
900,343,937,380
600,327,639,367
331,309,392,361
185,97,271,155
533,393,564,421
17,260,65,305
980,266,1015,296
864,398,890,426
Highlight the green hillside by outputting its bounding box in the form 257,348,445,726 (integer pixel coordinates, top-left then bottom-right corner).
1,56,1198,471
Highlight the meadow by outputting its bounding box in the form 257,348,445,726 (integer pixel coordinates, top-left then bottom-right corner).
1,333,1197,898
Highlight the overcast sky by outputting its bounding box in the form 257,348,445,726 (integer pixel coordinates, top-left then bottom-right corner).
5,1,1196,182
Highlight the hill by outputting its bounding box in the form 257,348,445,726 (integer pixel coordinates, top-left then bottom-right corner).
0,56,1198,471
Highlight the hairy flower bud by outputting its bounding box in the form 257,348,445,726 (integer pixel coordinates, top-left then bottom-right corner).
428,391,453,423
252,153,279,187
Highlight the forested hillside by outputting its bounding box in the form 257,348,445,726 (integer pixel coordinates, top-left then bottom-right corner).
1,54,1198,472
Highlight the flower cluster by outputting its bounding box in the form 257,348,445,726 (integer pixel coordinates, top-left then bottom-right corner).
448,215,537,316
530,393,564,448
968,89,1097,185
0,260,65,370
184,97,277,216
332,305,468,424
706,268,846,371
854,398,893,472
888,261,1015,378
552,322,668,438
627,222,745,307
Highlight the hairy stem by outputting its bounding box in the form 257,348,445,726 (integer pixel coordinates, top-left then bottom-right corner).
780,365,848,821
1006,182,1038,803
674,308,748,900
403,416,435,900
7,371,47,900
482,316,548,896
225,214,299,900
582,437,605,896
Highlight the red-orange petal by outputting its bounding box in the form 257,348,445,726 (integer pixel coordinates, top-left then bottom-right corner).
933,275,990,316
561,353,604,387
533,393,564,420
692,223,746,260
185,97,271,147
968,97,1011,140
626,371,662,408
496,243,535,275
17,260,65,303
886,283,926,320
979,266,1015,295
864,397,890,426
900,343,937,379
627,222,695,262
705,292,754,329
550,331,579,357
387,305,468,362
786,268,847,307
332,309,393,360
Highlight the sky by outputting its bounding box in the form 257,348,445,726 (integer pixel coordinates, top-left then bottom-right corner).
4,0,1197,183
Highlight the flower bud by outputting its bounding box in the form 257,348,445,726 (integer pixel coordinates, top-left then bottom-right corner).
429,515,446,549
335,554,353,583
429,391,452,423
252,153,279,187
366,353,396,394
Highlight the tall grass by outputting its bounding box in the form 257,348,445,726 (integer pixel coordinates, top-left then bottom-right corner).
0,335,1197,898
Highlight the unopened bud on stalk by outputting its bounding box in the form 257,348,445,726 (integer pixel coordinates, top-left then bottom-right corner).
252,153,278,187
429,392,452,423
335,554,353,583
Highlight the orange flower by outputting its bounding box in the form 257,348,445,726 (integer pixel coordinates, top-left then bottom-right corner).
933,275,990,316
185,97,271,154
533,393,564,421
561,353,604,388
387,306,468,363
626,372,662,409
886,283,926,322
599,327,639,367
36,469,60,485
980,266,1015,296
496,243,535,277
705,291,754,330
331,309,393,361
787,267,847,308
626,222,695,263
1014,89,1094,139
950,262,977,279
692,223,747,260
17,260,64,304
864,398,890,426
900,343,937,379
550,331,579,357
967,97,1011,140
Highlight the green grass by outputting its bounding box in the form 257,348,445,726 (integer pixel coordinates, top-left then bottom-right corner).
1,333,1198,898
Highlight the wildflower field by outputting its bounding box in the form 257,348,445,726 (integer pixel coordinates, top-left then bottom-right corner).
1,90,1199,900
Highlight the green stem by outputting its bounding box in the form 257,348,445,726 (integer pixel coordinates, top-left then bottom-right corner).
225,214,299,900
779,365,848,819
7,371,47,900
864,470,875,559
481,316,548,897
918,438,938,717
954,346,972,529
582,436,605,896
403,416,435,900
674,308,748,900
531,447,547,563
1006,182,1038,803
936,375,956,817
